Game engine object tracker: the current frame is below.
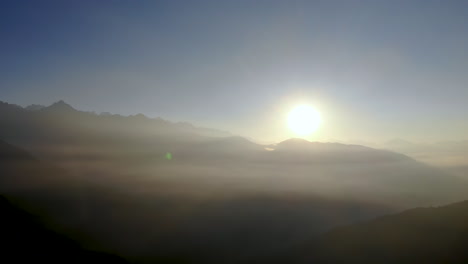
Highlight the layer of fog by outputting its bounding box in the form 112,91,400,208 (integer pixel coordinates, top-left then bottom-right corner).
1,100,468,262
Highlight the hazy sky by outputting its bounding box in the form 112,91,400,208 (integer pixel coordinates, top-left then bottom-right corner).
2,0,468,143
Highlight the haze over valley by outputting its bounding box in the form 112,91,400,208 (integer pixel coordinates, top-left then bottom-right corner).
1,100,468,263
2,1,468,263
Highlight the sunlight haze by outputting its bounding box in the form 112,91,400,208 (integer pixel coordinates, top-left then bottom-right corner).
287,104,322,138
2,1,468,144
1,2,468,263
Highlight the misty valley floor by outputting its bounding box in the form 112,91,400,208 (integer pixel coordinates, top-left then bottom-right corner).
1,100,468,263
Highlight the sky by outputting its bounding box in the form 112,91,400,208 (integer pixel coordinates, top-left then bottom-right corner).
1,0,468,144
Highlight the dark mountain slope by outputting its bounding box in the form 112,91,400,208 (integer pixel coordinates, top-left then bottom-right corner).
299,200,468,264
0,195,127,263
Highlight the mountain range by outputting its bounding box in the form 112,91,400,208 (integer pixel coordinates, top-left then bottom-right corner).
1,100,467,263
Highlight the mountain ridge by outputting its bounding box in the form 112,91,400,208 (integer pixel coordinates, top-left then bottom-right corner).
296,198,468,264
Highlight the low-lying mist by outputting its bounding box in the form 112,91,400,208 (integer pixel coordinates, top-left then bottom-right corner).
1,100,467,263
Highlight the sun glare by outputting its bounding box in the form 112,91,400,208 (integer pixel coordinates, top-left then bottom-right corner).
288,104,321,137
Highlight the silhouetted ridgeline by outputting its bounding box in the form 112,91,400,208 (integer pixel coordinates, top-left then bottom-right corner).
1,100,468,263
1,100,466,207
294,200,468,264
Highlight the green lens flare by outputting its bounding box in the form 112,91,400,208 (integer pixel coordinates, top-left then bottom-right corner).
165,152,172,160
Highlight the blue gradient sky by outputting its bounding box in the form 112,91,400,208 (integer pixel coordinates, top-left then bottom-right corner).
1,0,468,143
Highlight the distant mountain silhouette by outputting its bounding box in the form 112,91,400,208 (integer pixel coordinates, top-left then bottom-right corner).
25,104,45,111
40,100,76,113
0,100,231,149
0,99,466,208
296,199,468,264
1,100,468,263
276,138,373,151
272,138,410,163
382,139,468,175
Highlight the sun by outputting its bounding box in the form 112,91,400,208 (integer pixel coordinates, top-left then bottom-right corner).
287,104,322,137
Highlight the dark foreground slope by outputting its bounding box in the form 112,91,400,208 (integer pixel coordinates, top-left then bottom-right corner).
297,200,468,264
0,139,126,262
0,196,127,263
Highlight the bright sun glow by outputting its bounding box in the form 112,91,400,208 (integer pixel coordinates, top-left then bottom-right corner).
288,104,322,137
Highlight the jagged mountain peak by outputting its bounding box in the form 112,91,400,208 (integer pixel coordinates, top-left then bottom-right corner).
42,100,76,112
